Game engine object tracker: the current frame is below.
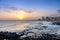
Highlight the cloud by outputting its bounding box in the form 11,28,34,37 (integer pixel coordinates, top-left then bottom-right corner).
0,6,59,20
0,7,37,20
57,9,60,13
7,7,18,10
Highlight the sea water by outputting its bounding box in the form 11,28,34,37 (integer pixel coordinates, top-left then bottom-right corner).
0,20,60,35
0,20,40,31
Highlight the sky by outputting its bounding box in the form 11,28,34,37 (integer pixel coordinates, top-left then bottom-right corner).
0,0,60,20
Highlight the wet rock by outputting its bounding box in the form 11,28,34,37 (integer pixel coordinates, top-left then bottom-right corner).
52,22,60,25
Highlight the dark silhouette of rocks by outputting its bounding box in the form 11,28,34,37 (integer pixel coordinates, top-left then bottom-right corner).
0,32,20,40
52,22,60,25
0,31,60,40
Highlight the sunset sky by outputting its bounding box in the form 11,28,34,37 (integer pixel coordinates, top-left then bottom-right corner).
0,0,60,20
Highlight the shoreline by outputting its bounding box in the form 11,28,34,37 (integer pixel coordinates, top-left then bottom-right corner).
0,31,60,40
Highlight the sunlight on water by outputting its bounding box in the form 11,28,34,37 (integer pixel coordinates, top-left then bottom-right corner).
0,20,60,35
0,20,36,31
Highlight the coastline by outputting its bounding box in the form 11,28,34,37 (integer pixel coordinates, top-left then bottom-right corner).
0,21,60,40
0,31,60,40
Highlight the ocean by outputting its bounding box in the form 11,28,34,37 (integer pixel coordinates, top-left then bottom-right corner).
0,20,60,35
0,20,40,31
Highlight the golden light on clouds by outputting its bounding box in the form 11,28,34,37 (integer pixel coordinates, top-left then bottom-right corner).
0,7,53,20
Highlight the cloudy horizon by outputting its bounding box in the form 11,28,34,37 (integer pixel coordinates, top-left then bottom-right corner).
0,0,60,20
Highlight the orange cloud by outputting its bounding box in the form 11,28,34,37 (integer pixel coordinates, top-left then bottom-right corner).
0,7,57,20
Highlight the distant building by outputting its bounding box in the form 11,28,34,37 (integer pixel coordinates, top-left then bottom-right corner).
46,17,50,21
38,19,41,20
55,16,60,21
42,17,45,21
41,16,60,21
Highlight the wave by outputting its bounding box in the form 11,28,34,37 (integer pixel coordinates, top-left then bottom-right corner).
19,21,60,38
0,21,60,37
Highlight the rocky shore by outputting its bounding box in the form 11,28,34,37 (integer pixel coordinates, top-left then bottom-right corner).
0,22,60,40
0,31,60,40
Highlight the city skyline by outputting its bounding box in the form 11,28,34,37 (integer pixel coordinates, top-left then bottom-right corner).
0,0,60,20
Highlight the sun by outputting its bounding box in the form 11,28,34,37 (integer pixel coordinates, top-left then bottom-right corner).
17,14,25,20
